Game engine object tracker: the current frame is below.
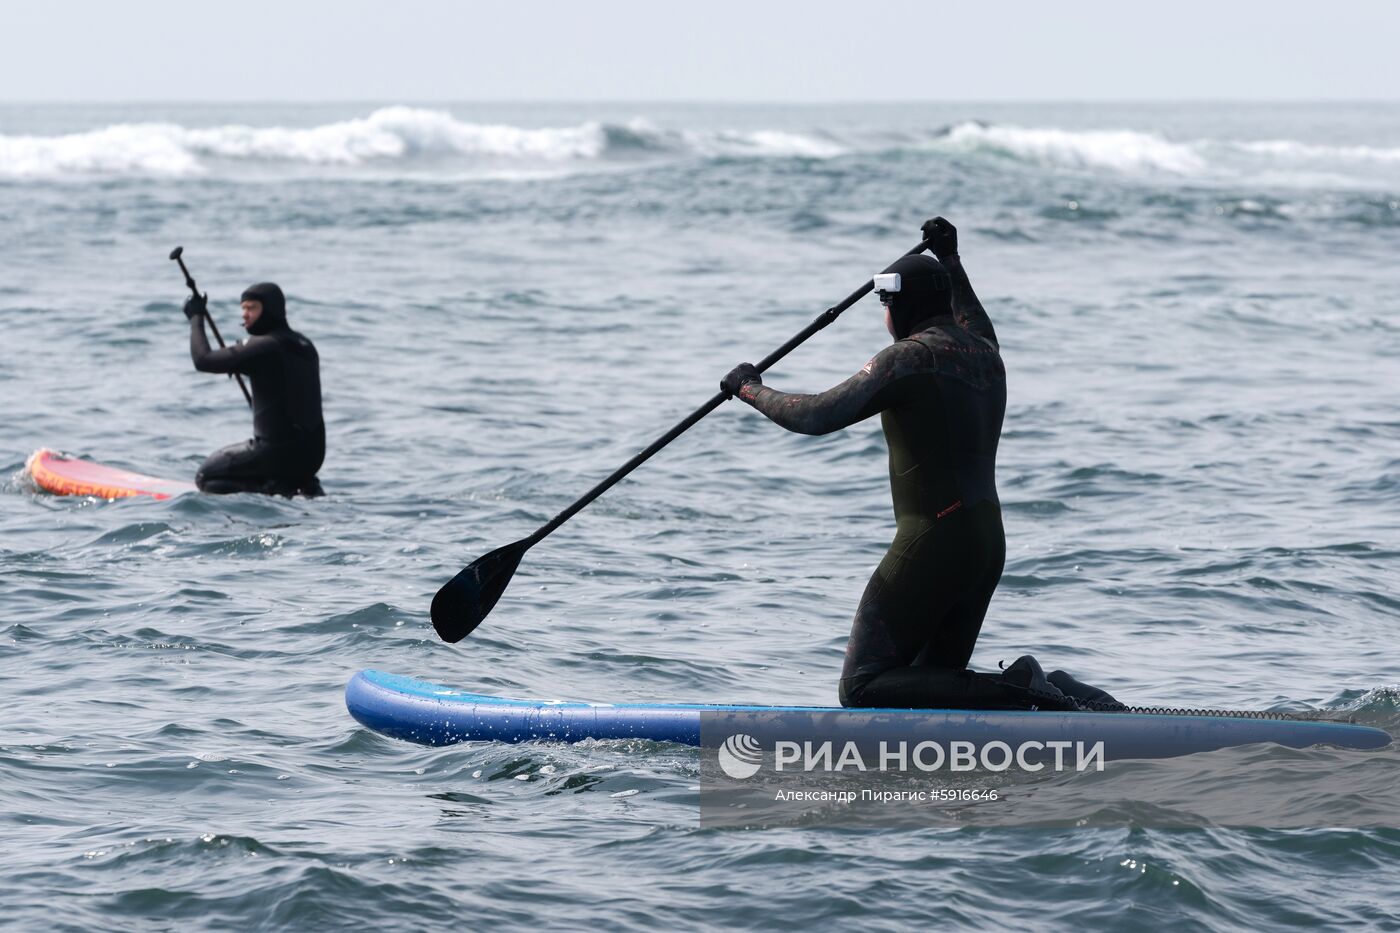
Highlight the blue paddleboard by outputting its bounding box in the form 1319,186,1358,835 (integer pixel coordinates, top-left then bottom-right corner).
345,670,1391,760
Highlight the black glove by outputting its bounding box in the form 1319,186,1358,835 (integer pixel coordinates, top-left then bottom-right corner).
183,293,208,321
721,362,762,399
921,216,958,260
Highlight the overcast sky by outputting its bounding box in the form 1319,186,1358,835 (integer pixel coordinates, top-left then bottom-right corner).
6,0,1398,102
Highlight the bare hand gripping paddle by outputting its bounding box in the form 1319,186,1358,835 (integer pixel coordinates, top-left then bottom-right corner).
169,246,253,408
430,227,939,644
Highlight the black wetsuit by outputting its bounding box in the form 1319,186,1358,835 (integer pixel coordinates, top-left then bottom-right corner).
735,255,1025,709
190,318,325,496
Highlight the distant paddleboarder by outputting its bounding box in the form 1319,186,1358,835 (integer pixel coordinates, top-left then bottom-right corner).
185,283,325,496
722,217,1121,711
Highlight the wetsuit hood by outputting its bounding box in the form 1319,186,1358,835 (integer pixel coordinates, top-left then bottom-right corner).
242,282,288,335
880,254,952,339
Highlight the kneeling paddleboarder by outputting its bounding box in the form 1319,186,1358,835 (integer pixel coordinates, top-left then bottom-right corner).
185,283,325,496
722,217,1121,711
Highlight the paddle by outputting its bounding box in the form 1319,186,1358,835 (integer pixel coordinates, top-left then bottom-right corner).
430,230,936,643
169,246,253,408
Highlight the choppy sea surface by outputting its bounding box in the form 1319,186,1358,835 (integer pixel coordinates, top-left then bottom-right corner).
2,102,1398,930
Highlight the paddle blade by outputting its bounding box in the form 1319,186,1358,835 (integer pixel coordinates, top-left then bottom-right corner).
431,539,529,643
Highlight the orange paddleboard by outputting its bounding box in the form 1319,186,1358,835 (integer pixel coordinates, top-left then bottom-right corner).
26,448,197,500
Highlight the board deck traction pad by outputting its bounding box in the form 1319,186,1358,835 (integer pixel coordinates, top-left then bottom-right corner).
26,448,196,500
346,670,1392,758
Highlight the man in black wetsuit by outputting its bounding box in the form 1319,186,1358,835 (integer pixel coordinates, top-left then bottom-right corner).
185,282,325,497
722,218,1122,711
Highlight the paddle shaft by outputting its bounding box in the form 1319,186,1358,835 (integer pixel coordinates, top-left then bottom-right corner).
174,254,253,408
525,236,933,547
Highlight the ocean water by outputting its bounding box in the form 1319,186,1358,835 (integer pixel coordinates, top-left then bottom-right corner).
2,101,1398,930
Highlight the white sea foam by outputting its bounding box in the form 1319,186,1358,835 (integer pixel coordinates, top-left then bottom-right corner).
683,128,846,159
0,122,204,177
1234,138,1400,164
183,106,614,163
0,108,617,177
0,107,843,178
939,122,1208,174
1,107,1395,183
930,122,1400,187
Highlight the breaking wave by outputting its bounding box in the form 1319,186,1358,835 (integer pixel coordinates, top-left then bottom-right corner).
937,122,1208,174
932,121,1400,181
0,106,843,178
1235,138,1400,164
2,106,1397,185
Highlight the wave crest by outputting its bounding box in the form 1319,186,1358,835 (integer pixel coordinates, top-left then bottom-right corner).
3,108,1397,185
939,121,1207,174
0,107,844,179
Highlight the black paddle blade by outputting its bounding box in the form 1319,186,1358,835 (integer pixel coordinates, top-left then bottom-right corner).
169,246,183,260
431,539,529,643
